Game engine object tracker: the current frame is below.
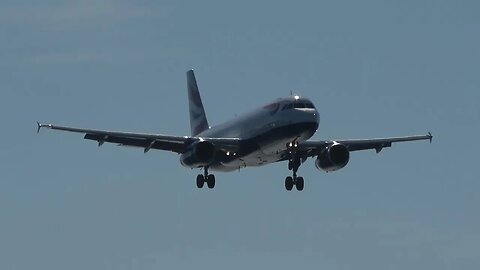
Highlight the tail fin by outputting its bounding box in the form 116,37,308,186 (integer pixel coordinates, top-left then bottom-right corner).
187,70,209,136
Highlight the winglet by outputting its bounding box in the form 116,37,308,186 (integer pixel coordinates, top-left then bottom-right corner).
37,122,53,133
427,132,433,143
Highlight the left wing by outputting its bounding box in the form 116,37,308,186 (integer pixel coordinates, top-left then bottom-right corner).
37,122,240,154
298,133,433,157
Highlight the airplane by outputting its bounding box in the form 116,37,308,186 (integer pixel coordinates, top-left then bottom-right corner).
37,70,432,191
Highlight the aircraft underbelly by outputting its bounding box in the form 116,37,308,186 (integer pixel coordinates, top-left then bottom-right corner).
241,152,281,167
218,149,282,169
214,119,318,171
258,126,312,155
259,138,291,155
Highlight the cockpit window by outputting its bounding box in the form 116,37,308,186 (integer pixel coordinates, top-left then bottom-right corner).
282,102,315,110
281,103,294,110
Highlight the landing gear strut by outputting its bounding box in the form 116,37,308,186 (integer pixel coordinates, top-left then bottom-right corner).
196,167,215,189
285,157,304,191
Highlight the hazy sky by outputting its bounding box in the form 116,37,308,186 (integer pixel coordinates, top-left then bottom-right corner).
1,1,479,269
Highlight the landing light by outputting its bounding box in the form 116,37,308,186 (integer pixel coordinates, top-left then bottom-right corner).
288,141,298,148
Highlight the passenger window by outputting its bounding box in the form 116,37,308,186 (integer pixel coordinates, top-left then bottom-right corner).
294,103,305,108
305,102,314,108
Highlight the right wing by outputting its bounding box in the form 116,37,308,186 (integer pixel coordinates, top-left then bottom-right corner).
297,133,433,157
37,122,240,154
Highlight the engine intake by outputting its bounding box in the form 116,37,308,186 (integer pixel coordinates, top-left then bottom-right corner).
180,141,216,168
315,143,350,172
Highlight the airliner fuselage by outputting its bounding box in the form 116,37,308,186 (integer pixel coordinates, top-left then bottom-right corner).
196,96,319,171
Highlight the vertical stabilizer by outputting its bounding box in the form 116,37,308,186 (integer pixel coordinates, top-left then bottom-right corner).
187,70,209,136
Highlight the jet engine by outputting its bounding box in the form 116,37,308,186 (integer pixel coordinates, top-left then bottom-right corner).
180,140,216,167
315,143,350,172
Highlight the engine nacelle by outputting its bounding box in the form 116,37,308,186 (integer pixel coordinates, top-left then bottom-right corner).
180,141,216,168
315,143,350,172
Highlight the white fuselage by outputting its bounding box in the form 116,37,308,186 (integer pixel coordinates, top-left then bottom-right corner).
193,96,320,171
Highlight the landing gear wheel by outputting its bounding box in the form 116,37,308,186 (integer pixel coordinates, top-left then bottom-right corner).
206,174,216,189
296,177,304,191
286,155,304,191
285,176,294,191
196,174,205,188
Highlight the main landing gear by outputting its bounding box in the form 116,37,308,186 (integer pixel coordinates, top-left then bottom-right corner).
285,157,304,191
196,167,215,189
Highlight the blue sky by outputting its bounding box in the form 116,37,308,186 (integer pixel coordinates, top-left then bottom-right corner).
1,1,479,269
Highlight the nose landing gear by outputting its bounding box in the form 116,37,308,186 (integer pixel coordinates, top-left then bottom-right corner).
285,157,305,191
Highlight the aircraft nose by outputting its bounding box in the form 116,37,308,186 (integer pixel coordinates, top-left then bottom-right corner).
308,108,320,124
300,108,319,126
